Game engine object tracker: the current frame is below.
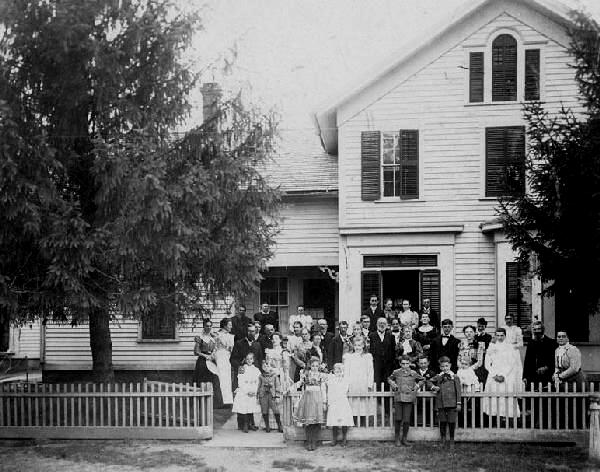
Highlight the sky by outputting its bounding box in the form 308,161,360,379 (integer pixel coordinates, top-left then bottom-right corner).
186,0,600,131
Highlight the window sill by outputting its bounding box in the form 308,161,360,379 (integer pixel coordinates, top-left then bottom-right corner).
464,100,540,107
478,197,499,201
374,198,425,204
137,339,180,343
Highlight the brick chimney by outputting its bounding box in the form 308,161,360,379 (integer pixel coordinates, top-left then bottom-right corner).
201,83,222,130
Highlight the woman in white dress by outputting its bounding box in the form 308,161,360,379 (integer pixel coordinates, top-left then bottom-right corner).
343,336,375,426
214,317,235,405
483,328,523,420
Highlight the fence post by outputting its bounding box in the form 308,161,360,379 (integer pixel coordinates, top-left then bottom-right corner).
589,394,600,461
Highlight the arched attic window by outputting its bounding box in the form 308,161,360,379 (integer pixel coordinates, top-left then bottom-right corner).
492,34,517,101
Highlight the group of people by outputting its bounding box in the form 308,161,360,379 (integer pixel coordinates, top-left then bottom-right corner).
193,298,585,447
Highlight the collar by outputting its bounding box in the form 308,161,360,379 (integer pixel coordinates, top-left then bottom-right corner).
441,371,455,379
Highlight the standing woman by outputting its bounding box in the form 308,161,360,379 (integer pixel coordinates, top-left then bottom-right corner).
194,318,223,408
415,313,438,362
292,328,314,382
214,317,235,405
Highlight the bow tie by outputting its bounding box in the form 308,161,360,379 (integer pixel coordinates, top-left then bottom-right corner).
442,335,450,339
442,373,453,380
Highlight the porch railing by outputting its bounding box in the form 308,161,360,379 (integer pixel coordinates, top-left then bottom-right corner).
0,380,213,439
282,382,595,445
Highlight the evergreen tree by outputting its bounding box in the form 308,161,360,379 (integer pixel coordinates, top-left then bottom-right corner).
498,11,600,340
0,0,280,380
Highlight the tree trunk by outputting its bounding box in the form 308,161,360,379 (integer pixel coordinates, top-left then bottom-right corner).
89,307,114,382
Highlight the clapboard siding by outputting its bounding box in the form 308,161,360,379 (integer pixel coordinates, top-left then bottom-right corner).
11,322,41,359
269,198,338,266
338,10,580,328
44,303,231,370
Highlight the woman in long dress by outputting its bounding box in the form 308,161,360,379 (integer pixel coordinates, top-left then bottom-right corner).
264,332,292,393
415,313,438,362
292,328,314,382
343,336,375,425
194,318,223,408
483,327,523,420
214,317,235,405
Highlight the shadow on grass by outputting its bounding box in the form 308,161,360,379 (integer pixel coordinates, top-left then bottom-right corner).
272,458,315,470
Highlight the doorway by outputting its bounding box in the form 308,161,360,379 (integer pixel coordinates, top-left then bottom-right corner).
382,270,420,312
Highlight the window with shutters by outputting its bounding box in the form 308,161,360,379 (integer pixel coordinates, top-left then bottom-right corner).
506,261,532,339
469,52,484,103
381,130,419,199
485,126,526,197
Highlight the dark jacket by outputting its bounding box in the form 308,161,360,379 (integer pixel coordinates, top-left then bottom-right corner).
257,333,274,357
523,335,558,386
253,310,279,332
429,372,462,410
395,338,423,369
231,315,254,342
474,332,492,350
230,337,263,376
327,333,351,371
431,335,461,372
388,368,425,403
369,331,396,385
362,306,384,332
416,367,438,381
319,331,335,356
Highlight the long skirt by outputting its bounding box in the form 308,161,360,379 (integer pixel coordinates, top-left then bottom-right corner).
293,389,324,426
195,357,223,408
214,349,233,404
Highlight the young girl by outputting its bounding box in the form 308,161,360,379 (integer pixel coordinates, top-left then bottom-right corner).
326,363,354,446
343,336,374,426
293,356,327,450
232,352,261,433
457,357,481,392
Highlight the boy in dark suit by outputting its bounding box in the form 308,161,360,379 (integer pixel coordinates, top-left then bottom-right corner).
362,294,383,332
431,319,461,372
429,356,462,447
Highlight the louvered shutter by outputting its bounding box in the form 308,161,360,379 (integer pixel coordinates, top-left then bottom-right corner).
361,131,381,201
469,52,484,103
492,34,517,101
399,130,419,199
361,271,381,311
506,262,532,336
421,270,441,318
485,126,525,197
525,49,540,101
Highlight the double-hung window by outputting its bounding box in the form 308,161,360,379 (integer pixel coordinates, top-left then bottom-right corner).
361,130,419,201
485,126,526,197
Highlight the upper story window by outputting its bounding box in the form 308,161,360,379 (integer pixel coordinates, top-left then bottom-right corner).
492,34,518,101
361,130,419,201
485,126,526,197
468,32,541,104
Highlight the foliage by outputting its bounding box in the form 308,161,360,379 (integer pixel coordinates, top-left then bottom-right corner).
498,11,600,320
0,0,280,376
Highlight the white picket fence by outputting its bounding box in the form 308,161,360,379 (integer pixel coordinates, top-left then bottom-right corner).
0,380,213,439
282,382,595,445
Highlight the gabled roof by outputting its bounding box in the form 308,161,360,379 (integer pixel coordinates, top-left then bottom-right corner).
263,128,338,194
313,0,576,156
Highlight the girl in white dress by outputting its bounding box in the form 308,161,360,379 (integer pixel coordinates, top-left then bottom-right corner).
326,363,354,446
264,333,292,393
214,318,235,405
343,336,375,426
232,353,261,432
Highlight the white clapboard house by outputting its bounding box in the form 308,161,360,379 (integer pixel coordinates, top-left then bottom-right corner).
40,0,599,381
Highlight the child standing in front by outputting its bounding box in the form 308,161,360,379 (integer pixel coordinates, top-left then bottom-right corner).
429,356,462,447
258,364,283,433
293,356,327,450
388,355,425,446
326,363,354,446
232,352,261,433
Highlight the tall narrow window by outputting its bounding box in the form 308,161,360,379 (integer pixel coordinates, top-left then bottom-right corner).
486,126,526,197
469,52,484,103
492,34,517,101
381,130,419,199
525,49,540,100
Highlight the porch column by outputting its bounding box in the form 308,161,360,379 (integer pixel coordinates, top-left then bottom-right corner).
589,394,600,461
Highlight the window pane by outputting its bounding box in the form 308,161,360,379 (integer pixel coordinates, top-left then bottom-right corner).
394,168,401,197
492,34,517,101
383,169,394,196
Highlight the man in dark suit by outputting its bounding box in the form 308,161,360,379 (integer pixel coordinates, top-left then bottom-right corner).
327,320,351,371
257,323,275,357
431,319,461,372
419,298,440,328
523,321,557,387
369,317,396,388
230,324,263,430
254,303,279,333
231,305,254,342
362,294,383,332
316,319,335,355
